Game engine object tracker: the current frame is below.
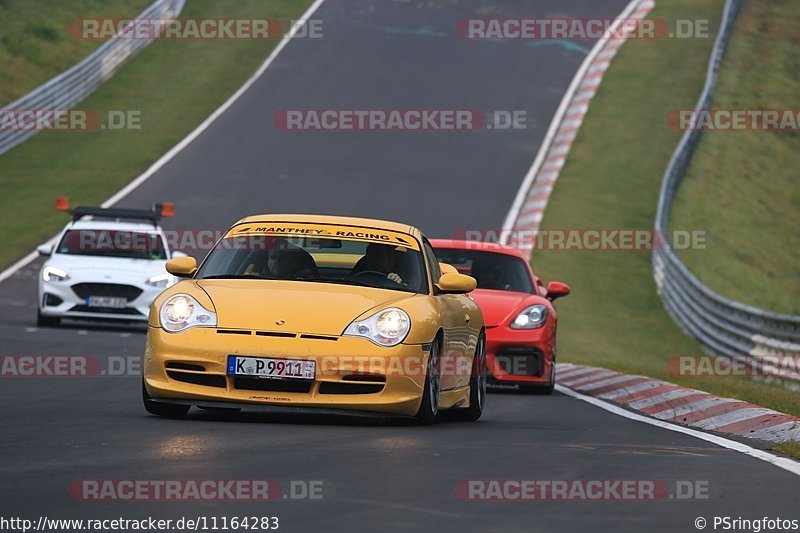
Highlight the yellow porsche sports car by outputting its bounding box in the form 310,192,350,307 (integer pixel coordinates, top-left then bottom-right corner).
142,215,486,424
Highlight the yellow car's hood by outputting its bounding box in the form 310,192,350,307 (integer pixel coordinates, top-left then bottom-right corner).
196,279,412,335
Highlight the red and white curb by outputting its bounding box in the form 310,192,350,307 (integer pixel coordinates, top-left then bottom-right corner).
502,0,656,247
558,363,800,445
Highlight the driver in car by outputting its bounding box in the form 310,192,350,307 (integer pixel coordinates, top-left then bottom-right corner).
352,243,404,284
472,259,510,290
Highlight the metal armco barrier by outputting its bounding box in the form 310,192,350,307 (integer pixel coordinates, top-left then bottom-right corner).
653,0,800,385
0,0,186,156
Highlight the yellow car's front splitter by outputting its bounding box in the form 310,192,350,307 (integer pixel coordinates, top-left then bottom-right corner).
143,326,432,417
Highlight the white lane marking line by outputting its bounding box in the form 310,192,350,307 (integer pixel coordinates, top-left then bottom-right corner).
627,389,699,410
556,385,800,477
0,0,329,287
693,408,779,431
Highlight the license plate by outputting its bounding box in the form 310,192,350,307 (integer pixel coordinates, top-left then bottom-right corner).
86,296,127,308
227,355,315,380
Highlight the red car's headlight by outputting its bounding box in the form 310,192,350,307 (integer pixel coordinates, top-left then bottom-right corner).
510,305,547,329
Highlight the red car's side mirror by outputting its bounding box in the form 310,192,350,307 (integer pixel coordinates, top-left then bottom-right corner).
546,281,571,301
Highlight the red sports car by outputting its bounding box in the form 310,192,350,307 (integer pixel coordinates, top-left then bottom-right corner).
431,240,570,394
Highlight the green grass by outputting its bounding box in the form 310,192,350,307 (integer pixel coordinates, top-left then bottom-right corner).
670,0,800,315
0,0,312,267
0,0,152,106
773,441,800,460
532,0,800,417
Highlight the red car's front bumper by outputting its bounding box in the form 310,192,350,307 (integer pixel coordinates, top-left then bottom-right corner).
485,325,555,385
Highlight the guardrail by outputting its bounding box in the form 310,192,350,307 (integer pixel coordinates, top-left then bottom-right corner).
0,0,186,156
653,0,800,386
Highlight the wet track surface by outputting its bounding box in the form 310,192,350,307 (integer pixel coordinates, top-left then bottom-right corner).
1,0,798,531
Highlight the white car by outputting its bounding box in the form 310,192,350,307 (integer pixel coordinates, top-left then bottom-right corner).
36,203,182,327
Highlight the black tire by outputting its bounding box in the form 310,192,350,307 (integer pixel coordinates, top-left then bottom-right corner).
520,343,556,395
36,310,60,327
142,380,190,418
452,331,487,421
414,336,441,425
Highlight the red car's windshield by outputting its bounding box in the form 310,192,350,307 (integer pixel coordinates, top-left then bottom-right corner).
435,248,535,294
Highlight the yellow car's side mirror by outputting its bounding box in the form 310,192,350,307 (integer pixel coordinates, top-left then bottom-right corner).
165,256,197,278
436,272,477,294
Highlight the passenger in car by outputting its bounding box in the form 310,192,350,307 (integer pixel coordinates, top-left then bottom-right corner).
244,239,318,280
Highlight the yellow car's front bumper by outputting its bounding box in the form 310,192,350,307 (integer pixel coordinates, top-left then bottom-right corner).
143,326,430,417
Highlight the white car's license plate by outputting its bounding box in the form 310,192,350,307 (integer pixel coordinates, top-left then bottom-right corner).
86,296,127,308
227,355,316,380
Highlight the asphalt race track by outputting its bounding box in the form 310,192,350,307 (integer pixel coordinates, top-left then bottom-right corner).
1,1,798,531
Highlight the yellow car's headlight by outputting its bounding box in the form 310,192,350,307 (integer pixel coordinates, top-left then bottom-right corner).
159,294,216,333
344,307,411,347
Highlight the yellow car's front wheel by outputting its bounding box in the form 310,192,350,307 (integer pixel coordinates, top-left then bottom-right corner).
414,337,441,425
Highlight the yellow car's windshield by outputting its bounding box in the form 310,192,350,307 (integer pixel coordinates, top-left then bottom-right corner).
197,234,428,294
